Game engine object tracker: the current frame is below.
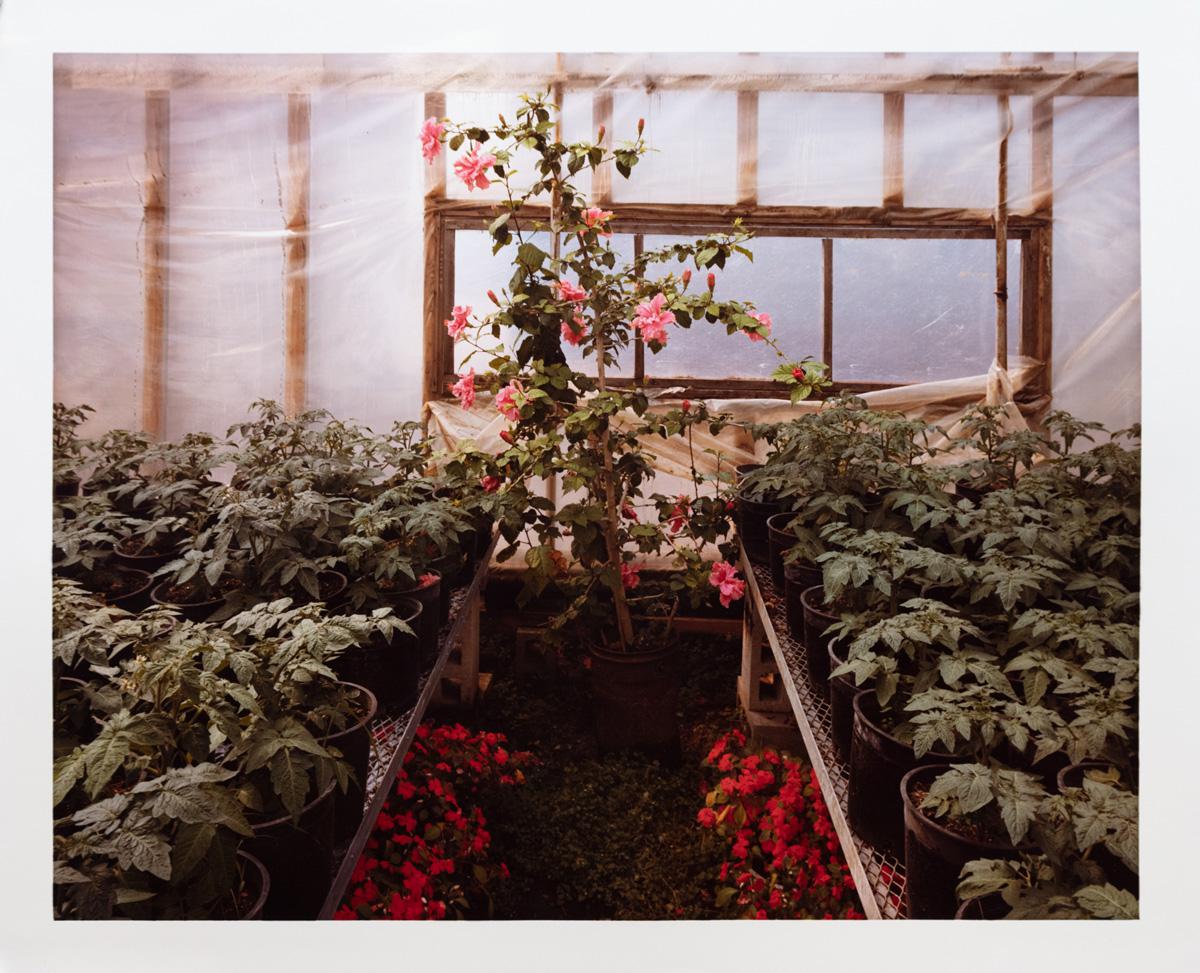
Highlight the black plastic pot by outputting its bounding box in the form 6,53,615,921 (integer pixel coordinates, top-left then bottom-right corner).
87,566,153,612
321,682,378,846
848,691,955,857
1057,762,1139,894
334,596,422,712
246,778,338,920
902,764,1032,920
766,512,798,588
735,488,783,566
150,579,229,622
828,641,860,761
236,850,271,920
587,642,681,765
800,586,839,698
113,534,181,573
954,892,1008,920
733,462,762,486
54,475,81,500
430,550,468,620
389,571,442,662
289,569,348,607
782,561,822,643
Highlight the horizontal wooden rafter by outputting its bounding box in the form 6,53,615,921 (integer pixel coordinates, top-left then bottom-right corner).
55,56,1138,98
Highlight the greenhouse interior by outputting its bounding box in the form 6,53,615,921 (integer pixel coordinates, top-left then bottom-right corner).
40,44,1152,928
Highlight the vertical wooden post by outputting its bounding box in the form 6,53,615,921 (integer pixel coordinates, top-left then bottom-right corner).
822,238,834,375
283,93,311,416
141,90,170,439
592,90,613,205
1030,94,1054,397
633,234,645,384
736,90,759,206
883,92,905,207
422,92,448,405
995,95,1011,371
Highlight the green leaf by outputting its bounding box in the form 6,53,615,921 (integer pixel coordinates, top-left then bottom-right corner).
1074,884,1138,919
171,821,216,880
113,828,172,881
269,748,311,818
54,748,87,806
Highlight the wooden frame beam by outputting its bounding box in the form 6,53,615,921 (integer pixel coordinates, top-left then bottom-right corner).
592,90,613,205
883,92,905,207
141,90,170,438
422,92,449,404
822,238,834,373
995,95,1011,371
56,56,1139,99
736,90,759,206
283,93,311,417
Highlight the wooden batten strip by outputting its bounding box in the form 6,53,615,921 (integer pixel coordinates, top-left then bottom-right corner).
822,238,834,374
592,90,613,205
423,92,448,405
633,234,645,384
736,90,759,206
883,92,905,207
283,93,311,416
141,90,170,438
995,95,1011,371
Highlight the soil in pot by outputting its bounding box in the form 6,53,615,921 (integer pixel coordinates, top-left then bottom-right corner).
848,691,955,857
319,682,378,846
333,596,422,713
902,764,1032,920
383,571,442,662
587,639,681,766
113,533,183,573
278,569,348,607
246,778,338,920
150,576,242,623
85,565,154,612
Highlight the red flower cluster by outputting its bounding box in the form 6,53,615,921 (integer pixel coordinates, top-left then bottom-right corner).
335,722,531,920
697,729,863,920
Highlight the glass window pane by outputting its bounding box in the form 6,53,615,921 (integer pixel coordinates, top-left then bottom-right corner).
832,238,1021,384
642,234,824,381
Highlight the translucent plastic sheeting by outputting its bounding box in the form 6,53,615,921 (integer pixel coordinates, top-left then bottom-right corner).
54,52,1140,448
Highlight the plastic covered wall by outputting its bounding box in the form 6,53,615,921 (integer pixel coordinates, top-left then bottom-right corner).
53,52,1140,442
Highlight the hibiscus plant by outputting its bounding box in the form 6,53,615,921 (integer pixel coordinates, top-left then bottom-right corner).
421,92,829,650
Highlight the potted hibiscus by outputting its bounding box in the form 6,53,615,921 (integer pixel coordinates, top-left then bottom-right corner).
419,92,827,757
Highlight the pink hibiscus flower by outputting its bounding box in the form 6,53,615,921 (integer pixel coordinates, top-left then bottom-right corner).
555,280,588,304
620,561,641,590
449,368,476,409
582,206,614,236
561,313,588,346
495,379,525,422
709,560,745,608
419,117,445,164
632,293,675,346
453,144,496,191
748,311,772,343
445,304,471,340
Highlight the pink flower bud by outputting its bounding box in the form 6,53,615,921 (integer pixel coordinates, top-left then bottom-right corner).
681,399,691,413
682,269,692,288
707,272,716,292
597,125,605,144
637,117,645,136
487,289,500,306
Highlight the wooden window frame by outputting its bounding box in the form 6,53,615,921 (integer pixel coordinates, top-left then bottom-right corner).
425,200,1052,402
